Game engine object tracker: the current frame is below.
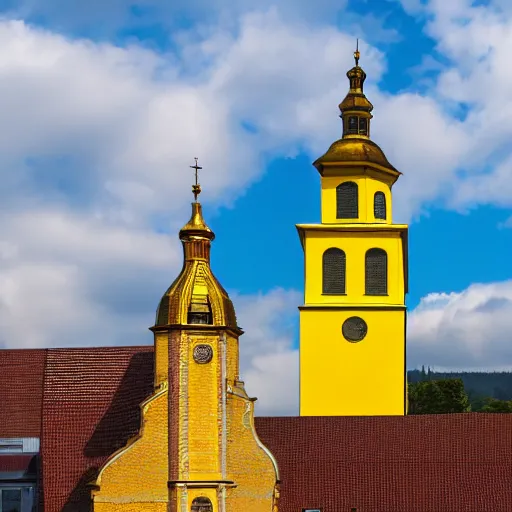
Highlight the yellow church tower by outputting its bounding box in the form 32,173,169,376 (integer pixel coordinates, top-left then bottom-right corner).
297,46,408,417
91,161,279,512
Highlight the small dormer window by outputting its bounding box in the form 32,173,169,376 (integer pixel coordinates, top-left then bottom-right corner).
188,297,212,325
347,116,358,134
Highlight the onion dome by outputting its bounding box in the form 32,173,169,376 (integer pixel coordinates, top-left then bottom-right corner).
154,160,239,331
313,41,400,182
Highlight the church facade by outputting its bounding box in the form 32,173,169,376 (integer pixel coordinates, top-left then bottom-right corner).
1,50,511,512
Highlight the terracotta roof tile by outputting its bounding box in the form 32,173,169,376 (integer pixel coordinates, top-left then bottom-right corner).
255,415,512,512
40,346,154,512
0,349,47,438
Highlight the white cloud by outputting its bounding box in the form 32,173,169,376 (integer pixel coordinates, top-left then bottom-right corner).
408,280,512,371
0,208,176,349
1,3,512,416
234,288,301,416
389,0,512,215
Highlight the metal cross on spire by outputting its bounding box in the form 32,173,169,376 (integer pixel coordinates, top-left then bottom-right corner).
190,157,202,201
354,38,360,67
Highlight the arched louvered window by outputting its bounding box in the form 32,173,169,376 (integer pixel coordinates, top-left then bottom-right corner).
336,181,358,219
322,248,346,294
374,192,387,220
191,497,213,512
365,248,387,295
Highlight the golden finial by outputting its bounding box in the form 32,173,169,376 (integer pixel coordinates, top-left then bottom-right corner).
190,157,202,202
354,38,360,67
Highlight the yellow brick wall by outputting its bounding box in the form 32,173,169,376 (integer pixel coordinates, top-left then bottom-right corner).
154,332,169,388
92,387,168,507
225,386,277,512
94,503,168,512
187,334,221,479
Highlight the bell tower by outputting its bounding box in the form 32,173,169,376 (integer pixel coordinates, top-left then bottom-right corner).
297,45,408,416
91,160,279,512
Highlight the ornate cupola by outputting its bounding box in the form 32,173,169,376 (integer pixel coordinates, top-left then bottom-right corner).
339,40,374,139
313,41,400,183
155,159,238,331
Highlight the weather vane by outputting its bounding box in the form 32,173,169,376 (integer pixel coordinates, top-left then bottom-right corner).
354,38,360,67
190,157,202,202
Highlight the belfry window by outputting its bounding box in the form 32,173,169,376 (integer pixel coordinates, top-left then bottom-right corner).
345,115,369,136
347,116,358,134
322,248,346,295
358,117,368,136
374,192,386,220
191,497,213,512
336,181,358,219
365,248,387,295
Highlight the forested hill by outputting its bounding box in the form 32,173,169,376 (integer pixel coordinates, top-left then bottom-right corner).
408,369,512,402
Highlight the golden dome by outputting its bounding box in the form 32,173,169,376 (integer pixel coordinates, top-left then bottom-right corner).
154,201,239,331
313,137,399,175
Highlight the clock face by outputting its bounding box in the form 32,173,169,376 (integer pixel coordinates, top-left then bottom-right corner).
342,316,368,342
193,344,213,364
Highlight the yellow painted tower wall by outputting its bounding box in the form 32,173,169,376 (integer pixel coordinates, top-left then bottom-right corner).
321,174,392,224
300,171,408,417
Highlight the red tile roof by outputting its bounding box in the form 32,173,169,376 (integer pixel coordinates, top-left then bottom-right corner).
40,346,154,512
2,346,512,512
255,415,512,512
0,349,47,437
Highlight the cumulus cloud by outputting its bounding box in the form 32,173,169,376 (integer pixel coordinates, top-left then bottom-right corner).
1,1,512,417
392,0,512,215
408,280,512,371
234,288,301,416
0,209,176,349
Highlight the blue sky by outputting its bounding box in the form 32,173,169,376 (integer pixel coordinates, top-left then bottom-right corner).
1,0,512,414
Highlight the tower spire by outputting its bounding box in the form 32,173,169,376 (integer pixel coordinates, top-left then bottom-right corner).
190,157,202,202
354,38,360,67
180,158,214,251
338,41,374,139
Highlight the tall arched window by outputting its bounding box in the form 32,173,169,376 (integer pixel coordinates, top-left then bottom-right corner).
322,248,346,294
374,192,387,220
191,497,213,512
365,248,387,295
336,181,358,219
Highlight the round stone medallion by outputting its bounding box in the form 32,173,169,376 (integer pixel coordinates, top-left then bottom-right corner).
342,316,368,342
193,344,213,364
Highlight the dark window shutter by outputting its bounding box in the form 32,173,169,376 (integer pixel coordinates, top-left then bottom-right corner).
365,248,387,295
374,192,386,220
336,181,358,219
322,248,346,294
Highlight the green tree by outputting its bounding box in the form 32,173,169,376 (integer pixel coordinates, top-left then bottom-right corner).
479,397,512,413
408,378,471,414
